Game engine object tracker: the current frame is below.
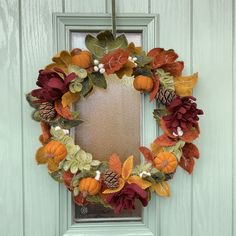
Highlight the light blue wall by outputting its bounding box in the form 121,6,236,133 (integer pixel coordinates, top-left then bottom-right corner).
0,0,235,236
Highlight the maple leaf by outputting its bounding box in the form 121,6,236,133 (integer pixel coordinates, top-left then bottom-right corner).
101,48,129,74
147,48,178,69
162,61,184,77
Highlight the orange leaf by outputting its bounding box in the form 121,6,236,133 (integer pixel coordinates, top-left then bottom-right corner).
127,43,142,55
149,74,160,101
116,60,135,79
153,134,177,147
179,155,195,174
121,155,134,180
39,122,51,144
35,146,48,164
55,100,73,120
174,73,198,96
150,143,163,156
62,91,80,107
128,175,152,189
139,146,154,163
109,153,122,175
103,178,125,194
151,182,170,197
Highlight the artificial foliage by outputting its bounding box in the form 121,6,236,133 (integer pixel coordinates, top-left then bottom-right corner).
26,31,203,214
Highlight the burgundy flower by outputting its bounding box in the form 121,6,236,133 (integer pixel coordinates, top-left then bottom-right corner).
31,68,76,102
162,96,203,135
106,183,148,214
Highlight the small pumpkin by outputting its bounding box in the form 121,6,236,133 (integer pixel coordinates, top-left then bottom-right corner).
71,48,92,69
35,140,67,172
44,140,67,164
79,177,101,196
153,151,177,174
133,75,154,92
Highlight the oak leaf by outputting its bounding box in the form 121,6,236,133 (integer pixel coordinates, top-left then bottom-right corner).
174,73,198,96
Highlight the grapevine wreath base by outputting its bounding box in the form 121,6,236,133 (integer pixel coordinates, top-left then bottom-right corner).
26,31,203,214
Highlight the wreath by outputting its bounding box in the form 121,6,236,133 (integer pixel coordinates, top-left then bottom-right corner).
26,31,203,214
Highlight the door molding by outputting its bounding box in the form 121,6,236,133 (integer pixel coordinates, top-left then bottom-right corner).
53,13,159,236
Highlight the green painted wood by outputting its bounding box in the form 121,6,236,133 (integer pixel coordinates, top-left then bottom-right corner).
65,0,106,13
106,0,149,13
21,0,62,236
150,1,192,236
192,0,233,235
0,0,23,236
234,0,236,234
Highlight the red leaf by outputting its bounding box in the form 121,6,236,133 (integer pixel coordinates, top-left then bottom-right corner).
109,153,122,175
149,74,160,101
183,143,200,159
63,171,74,191
179,155,195,174
55,100,73,120
147,48,178,69
162,61,184,76
181,124,200,143
101,49,129,74
153,134,177,147
160,118,176,138
139,146,154,163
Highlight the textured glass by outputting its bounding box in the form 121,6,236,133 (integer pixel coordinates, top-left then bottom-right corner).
71,32,142,221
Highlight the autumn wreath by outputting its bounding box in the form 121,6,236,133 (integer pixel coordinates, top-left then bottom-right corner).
26,31,203,214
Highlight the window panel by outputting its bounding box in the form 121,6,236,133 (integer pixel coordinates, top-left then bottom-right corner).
71,32,143,222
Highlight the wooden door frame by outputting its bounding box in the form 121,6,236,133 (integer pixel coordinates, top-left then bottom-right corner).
53,13,159,236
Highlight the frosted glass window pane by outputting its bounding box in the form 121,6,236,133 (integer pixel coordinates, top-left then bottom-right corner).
71,32,142,221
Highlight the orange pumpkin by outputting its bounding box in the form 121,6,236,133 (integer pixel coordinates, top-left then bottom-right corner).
79,177,101,196
153,152,177,174
35,140,67,172
71,48,92,69
133,75,154,92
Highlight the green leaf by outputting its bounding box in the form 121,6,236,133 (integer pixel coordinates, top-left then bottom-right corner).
135,52,153,67
163,140,185,161
88,72,107,89
86,195,112,209
153,107,168,123
85,31,128,59
26,93,40,109
49,171,64,183
81,77,93,97
156,69,175,90
55,117,83,129
133,66,152,77
31,110,41,122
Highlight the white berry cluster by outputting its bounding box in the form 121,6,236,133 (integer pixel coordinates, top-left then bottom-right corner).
93,59,105,74
128,56,138,67
173,126,184,137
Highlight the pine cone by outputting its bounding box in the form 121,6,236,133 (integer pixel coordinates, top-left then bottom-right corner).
39,102,56,122
157,88,176,105
103,170,119,189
